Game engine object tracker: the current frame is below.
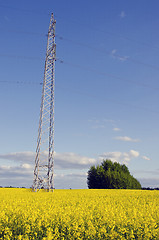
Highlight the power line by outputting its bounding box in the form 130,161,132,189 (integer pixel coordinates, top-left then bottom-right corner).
0,53,42,61
1,5,159,72
0,4,159,52
0,4,50,16
0,28,46,37
55,85,159,115
57,35,159,72
0,5,159,115
1,79,158,115
55,15,159,51
1,32,159,74
1,40,159,93
0,80,42,85
1,54,159,92
58,59,159,92
1,27,159,72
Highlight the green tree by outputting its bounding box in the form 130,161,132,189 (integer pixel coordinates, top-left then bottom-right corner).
87,159,141,189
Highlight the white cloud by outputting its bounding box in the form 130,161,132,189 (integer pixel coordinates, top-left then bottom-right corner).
118,55,129,62
0,163,88,189
54,152,96,169
0,151,35,163
0,151,96,170
119,11,126,18
142,156,151,161
54,172,88,189
99,150,140,164
0,149,140,171
0,164,33,187
61,172,87,178
113,127,121,131
89,118,120,130
22,163,32,169
114,136,140,142
111,49,117,55
130,150,140,158
111,49,129,62
103,119,115,124
0,164,33,176
88,118,106,129
99,152,122,162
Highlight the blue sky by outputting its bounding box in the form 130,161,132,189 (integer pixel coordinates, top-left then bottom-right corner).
0,0,159,188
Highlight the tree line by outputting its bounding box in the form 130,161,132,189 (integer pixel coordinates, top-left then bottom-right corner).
87,159,141,189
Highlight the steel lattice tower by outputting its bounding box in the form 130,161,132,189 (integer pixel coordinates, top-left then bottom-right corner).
33,13,56,191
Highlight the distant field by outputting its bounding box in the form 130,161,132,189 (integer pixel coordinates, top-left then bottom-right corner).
0,188,159,239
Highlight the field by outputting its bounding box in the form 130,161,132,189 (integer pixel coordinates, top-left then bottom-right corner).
0,188,159,239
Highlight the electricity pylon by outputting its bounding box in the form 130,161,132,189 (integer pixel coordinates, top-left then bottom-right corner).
33,13,56,191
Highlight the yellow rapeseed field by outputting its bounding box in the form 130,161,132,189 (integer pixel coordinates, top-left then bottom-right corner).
0,188,158,239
